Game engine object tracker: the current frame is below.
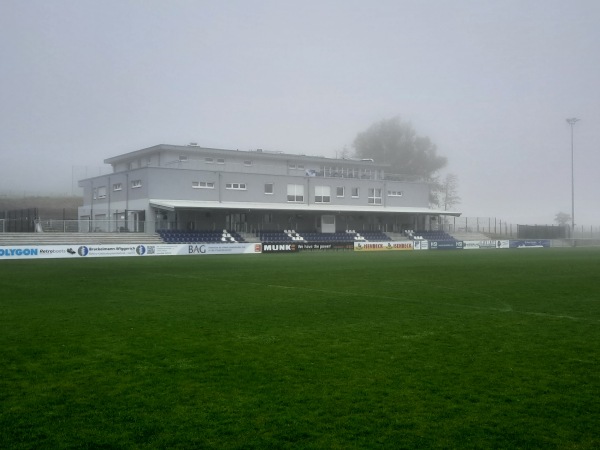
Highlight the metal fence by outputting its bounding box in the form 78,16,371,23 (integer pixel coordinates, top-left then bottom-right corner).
440,217,600,239
2,216,600,241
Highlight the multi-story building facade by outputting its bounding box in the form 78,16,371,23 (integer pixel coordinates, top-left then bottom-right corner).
78,144,460,234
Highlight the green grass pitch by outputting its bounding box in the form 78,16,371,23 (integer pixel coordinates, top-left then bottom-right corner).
1,249,599,448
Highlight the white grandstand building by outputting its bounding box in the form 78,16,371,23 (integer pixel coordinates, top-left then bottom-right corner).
78,144,460,236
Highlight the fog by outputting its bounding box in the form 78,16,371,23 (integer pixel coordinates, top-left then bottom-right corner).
1,0,599,225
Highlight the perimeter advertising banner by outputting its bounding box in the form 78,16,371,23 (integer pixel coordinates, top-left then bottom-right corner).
354,241,414,251
0,243,261,260
464,240,500,250
413,240,429,250
261,242,355,252
429,240,464,250
509,240,551,248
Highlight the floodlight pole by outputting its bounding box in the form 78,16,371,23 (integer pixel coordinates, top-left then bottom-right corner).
566,118,580,244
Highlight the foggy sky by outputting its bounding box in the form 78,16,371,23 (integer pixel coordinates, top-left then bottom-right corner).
1,0,599,225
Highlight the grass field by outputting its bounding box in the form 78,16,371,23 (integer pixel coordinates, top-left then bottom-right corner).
1,249,599,449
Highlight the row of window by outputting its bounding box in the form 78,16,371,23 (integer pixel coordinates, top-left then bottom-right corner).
96,179,402,202
93,180,142,199
200,157,304,170
182,157,379,178
189,181,401,204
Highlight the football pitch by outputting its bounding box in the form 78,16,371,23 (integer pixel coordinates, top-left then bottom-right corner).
1,249,599,448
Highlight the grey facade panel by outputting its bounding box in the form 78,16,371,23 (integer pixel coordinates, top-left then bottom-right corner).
81,143,460,233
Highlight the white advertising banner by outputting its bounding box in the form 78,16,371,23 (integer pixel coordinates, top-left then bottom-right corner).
0,243,262,260
413,240,429,250
458,240,513,249
354,241,414,251
463,240,498,250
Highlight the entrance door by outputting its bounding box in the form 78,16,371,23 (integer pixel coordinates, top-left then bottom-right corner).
226,213,247,232
321,215,335,233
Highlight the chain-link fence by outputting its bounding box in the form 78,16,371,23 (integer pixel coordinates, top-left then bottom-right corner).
441,217,600,239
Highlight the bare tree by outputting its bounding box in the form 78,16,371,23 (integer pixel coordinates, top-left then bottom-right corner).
439,173,461,211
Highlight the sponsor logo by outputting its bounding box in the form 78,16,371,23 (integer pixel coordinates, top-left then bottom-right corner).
78,246,89,256
0,248,38,257
355,241,413,251
39,249,67,254
254,244,262,253
262,244,297,252
136,245,146,255
188,245,207,254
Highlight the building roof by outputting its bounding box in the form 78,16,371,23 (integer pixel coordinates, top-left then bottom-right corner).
149,199,461,216
104,144,387,168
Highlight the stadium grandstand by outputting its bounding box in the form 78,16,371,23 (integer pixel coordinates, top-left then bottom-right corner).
75,143,460,244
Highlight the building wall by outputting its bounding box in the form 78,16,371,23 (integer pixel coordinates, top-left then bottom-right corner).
82,145,441,233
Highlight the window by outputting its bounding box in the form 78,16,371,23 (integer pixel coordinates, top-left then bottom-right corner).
287,184,304,202
368,188,382,204
179,155,188,162
264,183,274,194
205,157,214,164
225,183,247,190
131,180,142,189
315,186,331,203
297,164,304,170
193,181,215,189
351,187,359,198
113,183,122,191
336,187,345,197
217,158,225,164
288,163,296,170
388,190,403,197
244,160,253,166
97,186,107,199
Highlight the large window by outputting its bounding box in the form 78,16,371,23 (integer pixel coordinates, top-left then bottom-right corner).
287,184,304,202
131,180,142,189
351,187,360,198
315,186,331,203
336,186,345,197
226,183,247,190
193,181,215,189
97,186,107,199
368,188,382,204
264,183,274,194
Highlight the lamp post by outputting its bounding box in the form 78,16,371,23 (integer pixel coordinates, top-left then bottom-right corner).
566,118,580,243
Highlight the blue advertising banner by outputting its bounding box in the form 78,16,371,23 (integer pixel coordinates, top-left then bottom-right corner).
509,240,551,248
429,240,464,250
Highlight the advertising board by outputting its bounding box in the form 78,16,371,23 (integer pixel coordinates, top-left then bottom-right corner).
297,243,354,251
0,243,261,260
354,241,414,251
429,240,464,250
413,240,429,250
509,240,551,248
463,240,498,250
261,243,298,253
